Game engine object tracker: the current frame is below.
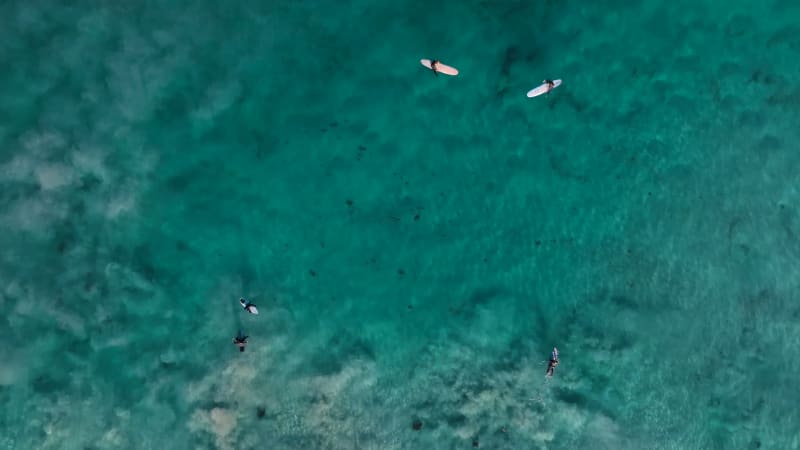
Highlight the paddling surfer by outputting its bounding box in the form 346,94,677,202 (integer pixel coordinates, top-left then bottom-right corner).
546,347,559,376
233,331,249,352
240,298,257,314
429,59,440,76
543,80,556,94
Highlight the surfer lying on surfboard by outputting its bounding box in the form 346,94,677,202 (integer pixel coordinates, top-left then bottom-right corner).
428,59,441,76
240,298,258,314
526,79,561,98
420,59,459,76
546,347,559,376
233,331,249,352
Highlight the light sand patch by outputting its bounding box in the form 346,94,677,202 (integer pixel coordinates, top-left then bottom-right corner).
35,163,75,190
190,407,238,450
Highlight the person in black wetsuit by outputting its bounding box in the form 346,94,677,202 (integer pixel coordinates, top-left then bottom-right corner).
543,80,556,94
429,60,440,76
233,331,249,352
546,347,559,376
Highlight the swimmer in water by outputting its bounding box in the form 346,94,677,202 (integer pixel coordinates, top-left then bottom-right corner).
240,298,257,314
546,347,559,376
233,331,249,352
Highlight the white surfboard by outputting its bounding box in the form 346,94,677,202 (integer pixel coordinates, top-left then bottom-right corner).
420,59,459,76
527,79,562,98
240,298,259,315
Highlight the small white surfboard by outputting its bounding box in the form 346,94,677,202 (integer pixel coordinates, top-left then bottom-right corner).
420,59,459,76
527,79,562,98
240,298,259,315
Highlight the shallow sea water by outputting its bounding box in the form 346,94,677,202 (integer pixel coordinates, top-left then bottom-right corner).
1,0,800,449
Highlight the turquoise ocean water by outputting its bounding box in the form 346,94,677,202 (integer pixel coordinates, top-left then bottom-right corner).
2,1,800,448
